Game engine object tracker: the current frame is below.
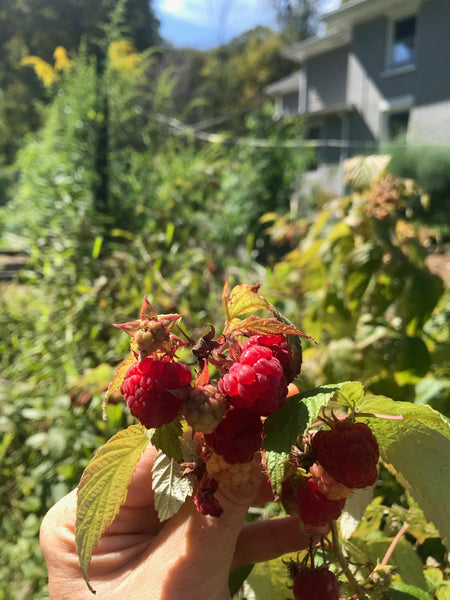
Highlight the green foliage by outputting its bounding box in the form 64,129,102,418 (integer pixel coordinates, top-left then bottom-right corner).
264,169,449,409
388,146,450,226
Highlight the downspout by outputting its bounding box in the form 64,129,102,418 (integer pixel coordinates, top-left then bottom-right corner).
339,111,350,196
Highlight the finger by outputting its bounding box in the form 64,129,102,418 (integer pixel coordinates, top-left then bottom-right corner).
231,516,328,570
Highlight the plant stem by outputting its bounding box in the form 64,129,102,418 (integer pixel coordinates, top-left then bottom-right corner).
330,520,367,600
381,522,409,566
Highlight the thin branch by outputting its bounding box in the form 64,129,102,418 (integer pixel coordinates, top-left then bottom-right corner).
330,520,367,600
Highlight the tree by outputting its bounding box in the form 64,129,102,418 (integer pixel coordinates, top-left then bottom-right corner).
272,0,320,44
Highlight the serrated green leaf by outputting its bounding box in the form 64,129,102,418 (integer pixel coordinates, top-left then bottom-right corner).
263,394,309,454
222,282,271,324
298,382,347,428
388,583,433,600
152,449,194,522
336,381,365,408
76,425,149,592
358,396,450,547
265,450,290,496
148,419,183,462
102,353,136,415
436,583,450,600
228,315,302,337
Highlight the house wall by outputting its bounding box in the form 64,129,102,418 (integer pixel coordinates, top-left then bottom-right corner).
348,0,450,141
305,46,349,113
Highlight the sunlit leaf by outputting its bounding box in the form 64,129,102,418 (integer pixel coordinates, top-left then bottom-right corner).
228,315,308,338
388,582,433,600
298,383,348,428
265,450,290,496
76,425,149,592
263,394,309,454
222,282,271,328
147,419,183,462
152,449,194,522
102,353,136,418
358,396,450,546
340,486,375,539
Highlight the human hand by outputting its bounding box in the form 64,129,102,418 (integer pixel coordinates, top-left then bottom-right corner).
40,444,322,600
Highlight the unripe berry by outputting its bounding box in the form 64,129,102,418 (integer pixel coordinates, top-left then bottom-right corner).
135,319,168,355
183,384,227,434
206,452,258,485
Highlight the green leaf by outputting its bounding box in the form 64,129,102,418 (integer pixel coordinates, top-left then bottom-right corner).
298,383,347,428
152,449,194,522
265,450,290,496
102,353,136,417
76,425,149,592
388,583,434,600
147,419,183,462
263,394,309,454
358,396,450,546
228,315,302,337
336,381,365,408
340,486,375,539
222,282,271,324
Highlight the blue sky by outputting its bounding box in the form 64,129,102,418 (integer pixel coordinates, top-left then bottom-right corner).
154,0,340,50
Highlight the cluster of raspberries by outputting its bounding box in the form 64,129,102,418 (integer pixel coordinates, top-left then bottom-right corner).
294,420,380,528
120,334,299,516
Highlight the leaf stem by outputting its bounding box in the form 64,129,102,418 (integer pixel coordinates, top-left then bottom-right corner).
381,522,409,566
330,520,367,600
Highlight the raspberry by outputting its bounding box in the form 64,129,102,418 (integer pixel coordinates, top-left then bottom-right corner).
121,357,192,429
297,477,346,527
206,452,258,485
312,421,379,489
309,462,353,501
241,334,301,383
194,477,223,518
182,384,227,434
218,344,288,416
204,408,263,464
293,567,340,600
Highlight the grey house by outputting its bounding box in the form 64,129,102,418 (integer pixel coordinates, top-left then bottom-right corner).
265,0,450,194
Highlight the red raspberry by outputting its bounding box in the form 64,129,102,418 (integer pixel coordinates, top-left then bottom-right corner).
183,384,227,434
309,462,353,501
297,477,346,527
312,421,379,489
218,344,288,416
241,334,301,383
194,477,223,518
293,567,340,600
121,357,192,429
204,408,263,464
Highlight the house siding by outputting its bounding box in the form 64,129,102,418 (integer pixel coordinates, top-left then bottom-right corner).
305,46,349,113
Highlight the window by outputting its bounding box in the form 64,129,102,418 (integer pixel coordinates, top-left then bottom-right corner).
390,16,417,68
387,110,410,141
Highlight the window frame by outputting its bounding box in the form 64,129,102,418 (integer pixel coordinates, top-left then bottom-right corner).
385,12,418,72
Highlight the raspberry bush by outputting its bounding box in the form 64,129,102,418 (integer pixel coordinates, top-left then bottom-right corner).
75,282,450,599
